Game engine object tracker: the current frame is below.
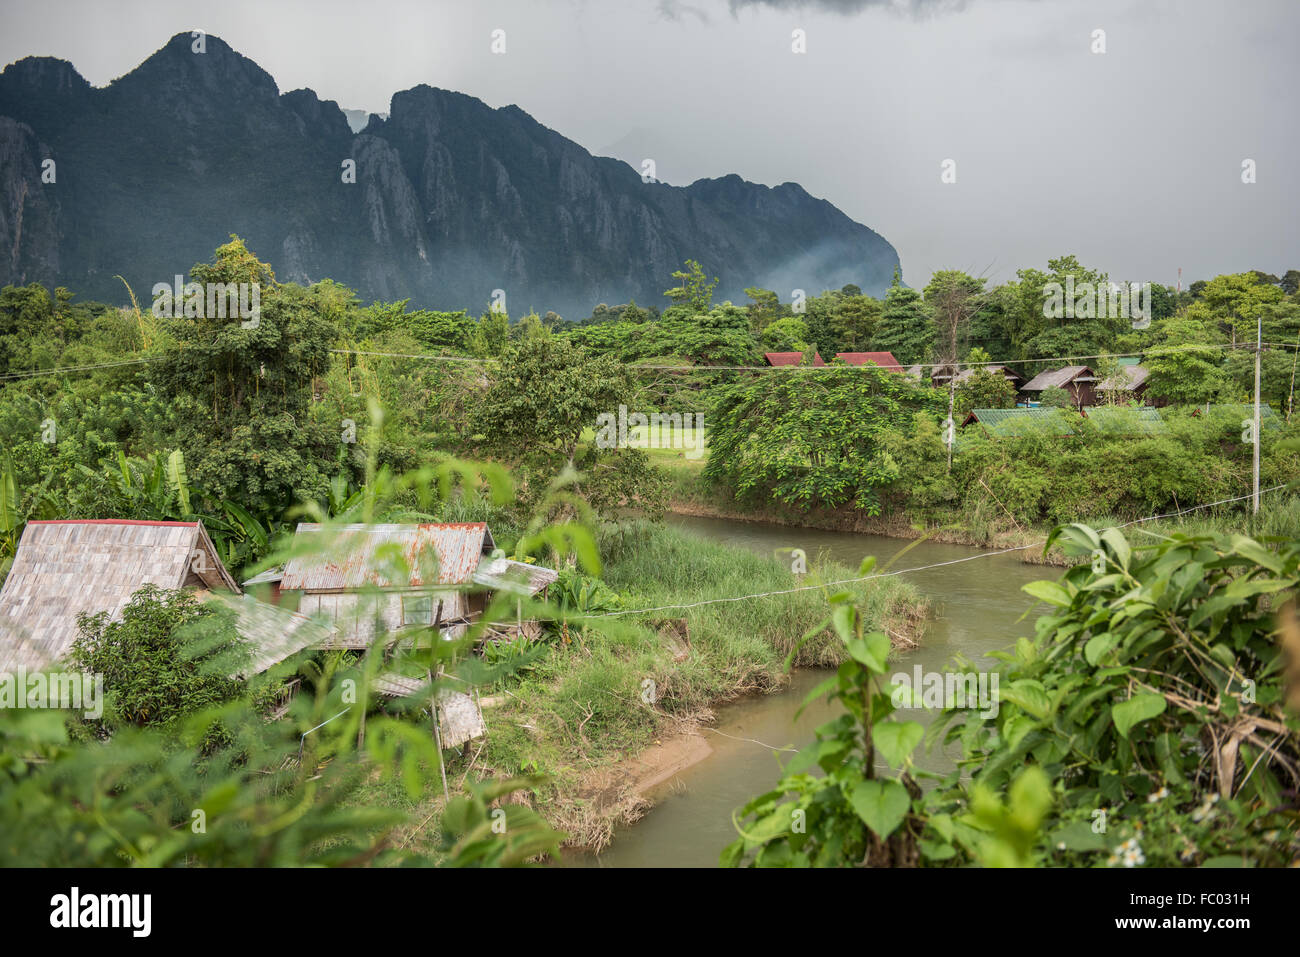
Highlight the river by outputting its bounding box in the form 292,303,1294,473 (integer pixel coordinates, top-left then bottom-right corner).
570,512,1056,868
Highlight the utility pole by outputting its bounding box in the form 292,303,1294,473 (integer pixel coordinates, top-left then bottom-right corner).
1253,313,1262,516
946,367,956,472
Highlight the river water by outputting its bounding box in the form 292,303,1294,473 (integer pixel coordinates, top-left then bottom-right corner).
571,513,1055,868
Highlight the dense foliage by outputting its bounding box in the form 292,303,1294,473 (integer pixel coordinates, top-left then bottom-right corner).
725,525,1300,867
704,364,943,512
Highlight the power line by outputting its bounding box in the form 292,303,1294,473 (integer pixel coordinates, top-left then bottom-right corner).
4,339,1291,385
587,485,1289,620
330,341,1299,375
0,356,158,381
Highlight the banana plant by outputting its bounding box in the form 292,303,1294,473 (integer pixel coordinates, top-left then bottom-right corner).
0,450,62,581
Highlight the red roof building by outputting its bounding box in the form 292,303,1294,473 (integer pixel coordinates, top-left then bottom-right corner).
833,351,903,373
763,351,826,367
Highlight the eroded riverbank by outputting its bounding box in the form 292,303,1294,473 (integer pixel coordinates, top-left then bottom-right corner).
567,512,1055,867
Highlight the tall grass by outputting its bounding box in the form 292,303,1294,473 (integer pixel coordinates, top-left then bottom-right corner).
474,519,925,847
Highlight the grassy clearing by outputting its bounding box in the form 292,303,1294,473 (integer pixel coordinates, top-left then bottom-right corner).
578,423,710,485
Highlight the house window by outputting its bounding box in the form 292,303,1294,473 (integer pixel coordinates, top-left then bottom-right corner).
402,596,433,626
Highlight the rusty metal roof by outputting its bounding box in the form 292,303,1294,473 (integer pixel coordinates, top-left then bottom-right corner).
280,522,495,591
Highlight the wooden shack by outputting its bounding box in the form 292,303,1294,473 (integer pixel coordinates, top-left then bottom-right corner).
266,522,558,649
0,518,334,676
1019,365,1098,408
1096,363,1161,406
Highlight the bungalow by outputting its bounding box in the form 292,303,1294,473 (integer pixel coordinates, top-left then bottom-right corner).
1019,365,1098,408
763,351,825,366
1096,363,1160,405
832,351,903,373
266,522,558,649
929,363,1024,390
0,519,324,676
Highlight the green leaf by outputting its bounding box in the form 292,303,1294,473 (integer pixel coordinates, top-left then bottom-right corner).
849,779,910,839
166,449,191,516
1022,580,1072,608
873,721,924,767
1111,693,1166,738
846,631,890,674
1050,820,1106,852
999,680,1051,719
1098,527,1131,572
1084,632,1117,666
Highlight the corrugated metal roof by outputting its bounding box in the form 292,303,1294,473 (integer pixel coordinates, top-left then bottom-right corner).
242,566,284,586
1191,404,1282,428
471,557,559,596
834,352,903,372
1083,406,1167,434
1021,365,1094,391
280,522,495,591
0,519,238,673
962,407,1079,436
207,593,338,675
764,351,825,366
934,364,1023,385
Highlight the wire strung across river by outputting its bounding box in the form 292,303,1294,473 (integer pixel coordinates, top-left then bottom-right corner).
585,485,1290,620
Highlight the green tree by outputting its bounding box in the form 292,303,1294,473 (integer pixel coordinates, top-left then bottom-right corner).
705,364,941,512
638,303,758,366
871,272,934,366
829,294,881,352
924,270,985,362
69,585,247,735
664,259,718,312
1143,312,1232,405
151,237,339,518
474,331,626,463
760,316,812,353
1038,384,1074,408
954,368,1018,419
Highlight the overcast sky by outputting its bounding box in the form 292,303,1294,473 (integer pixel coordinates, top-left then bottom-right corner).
2,0,1296,289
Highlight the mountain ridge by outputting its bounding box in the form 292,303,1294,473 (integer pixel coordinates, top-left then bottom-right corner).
0,33,901,318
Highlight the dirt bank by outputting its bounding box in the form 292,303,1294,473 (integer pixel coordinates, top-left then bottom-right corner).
668,498,1072,567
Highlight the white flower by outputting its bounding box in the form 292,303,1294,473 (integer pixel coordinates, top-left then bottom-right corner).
1147,787,1169,803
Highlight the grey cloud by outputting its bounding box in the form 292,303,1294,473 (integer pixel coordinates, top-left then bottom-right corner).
728,0,974,15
